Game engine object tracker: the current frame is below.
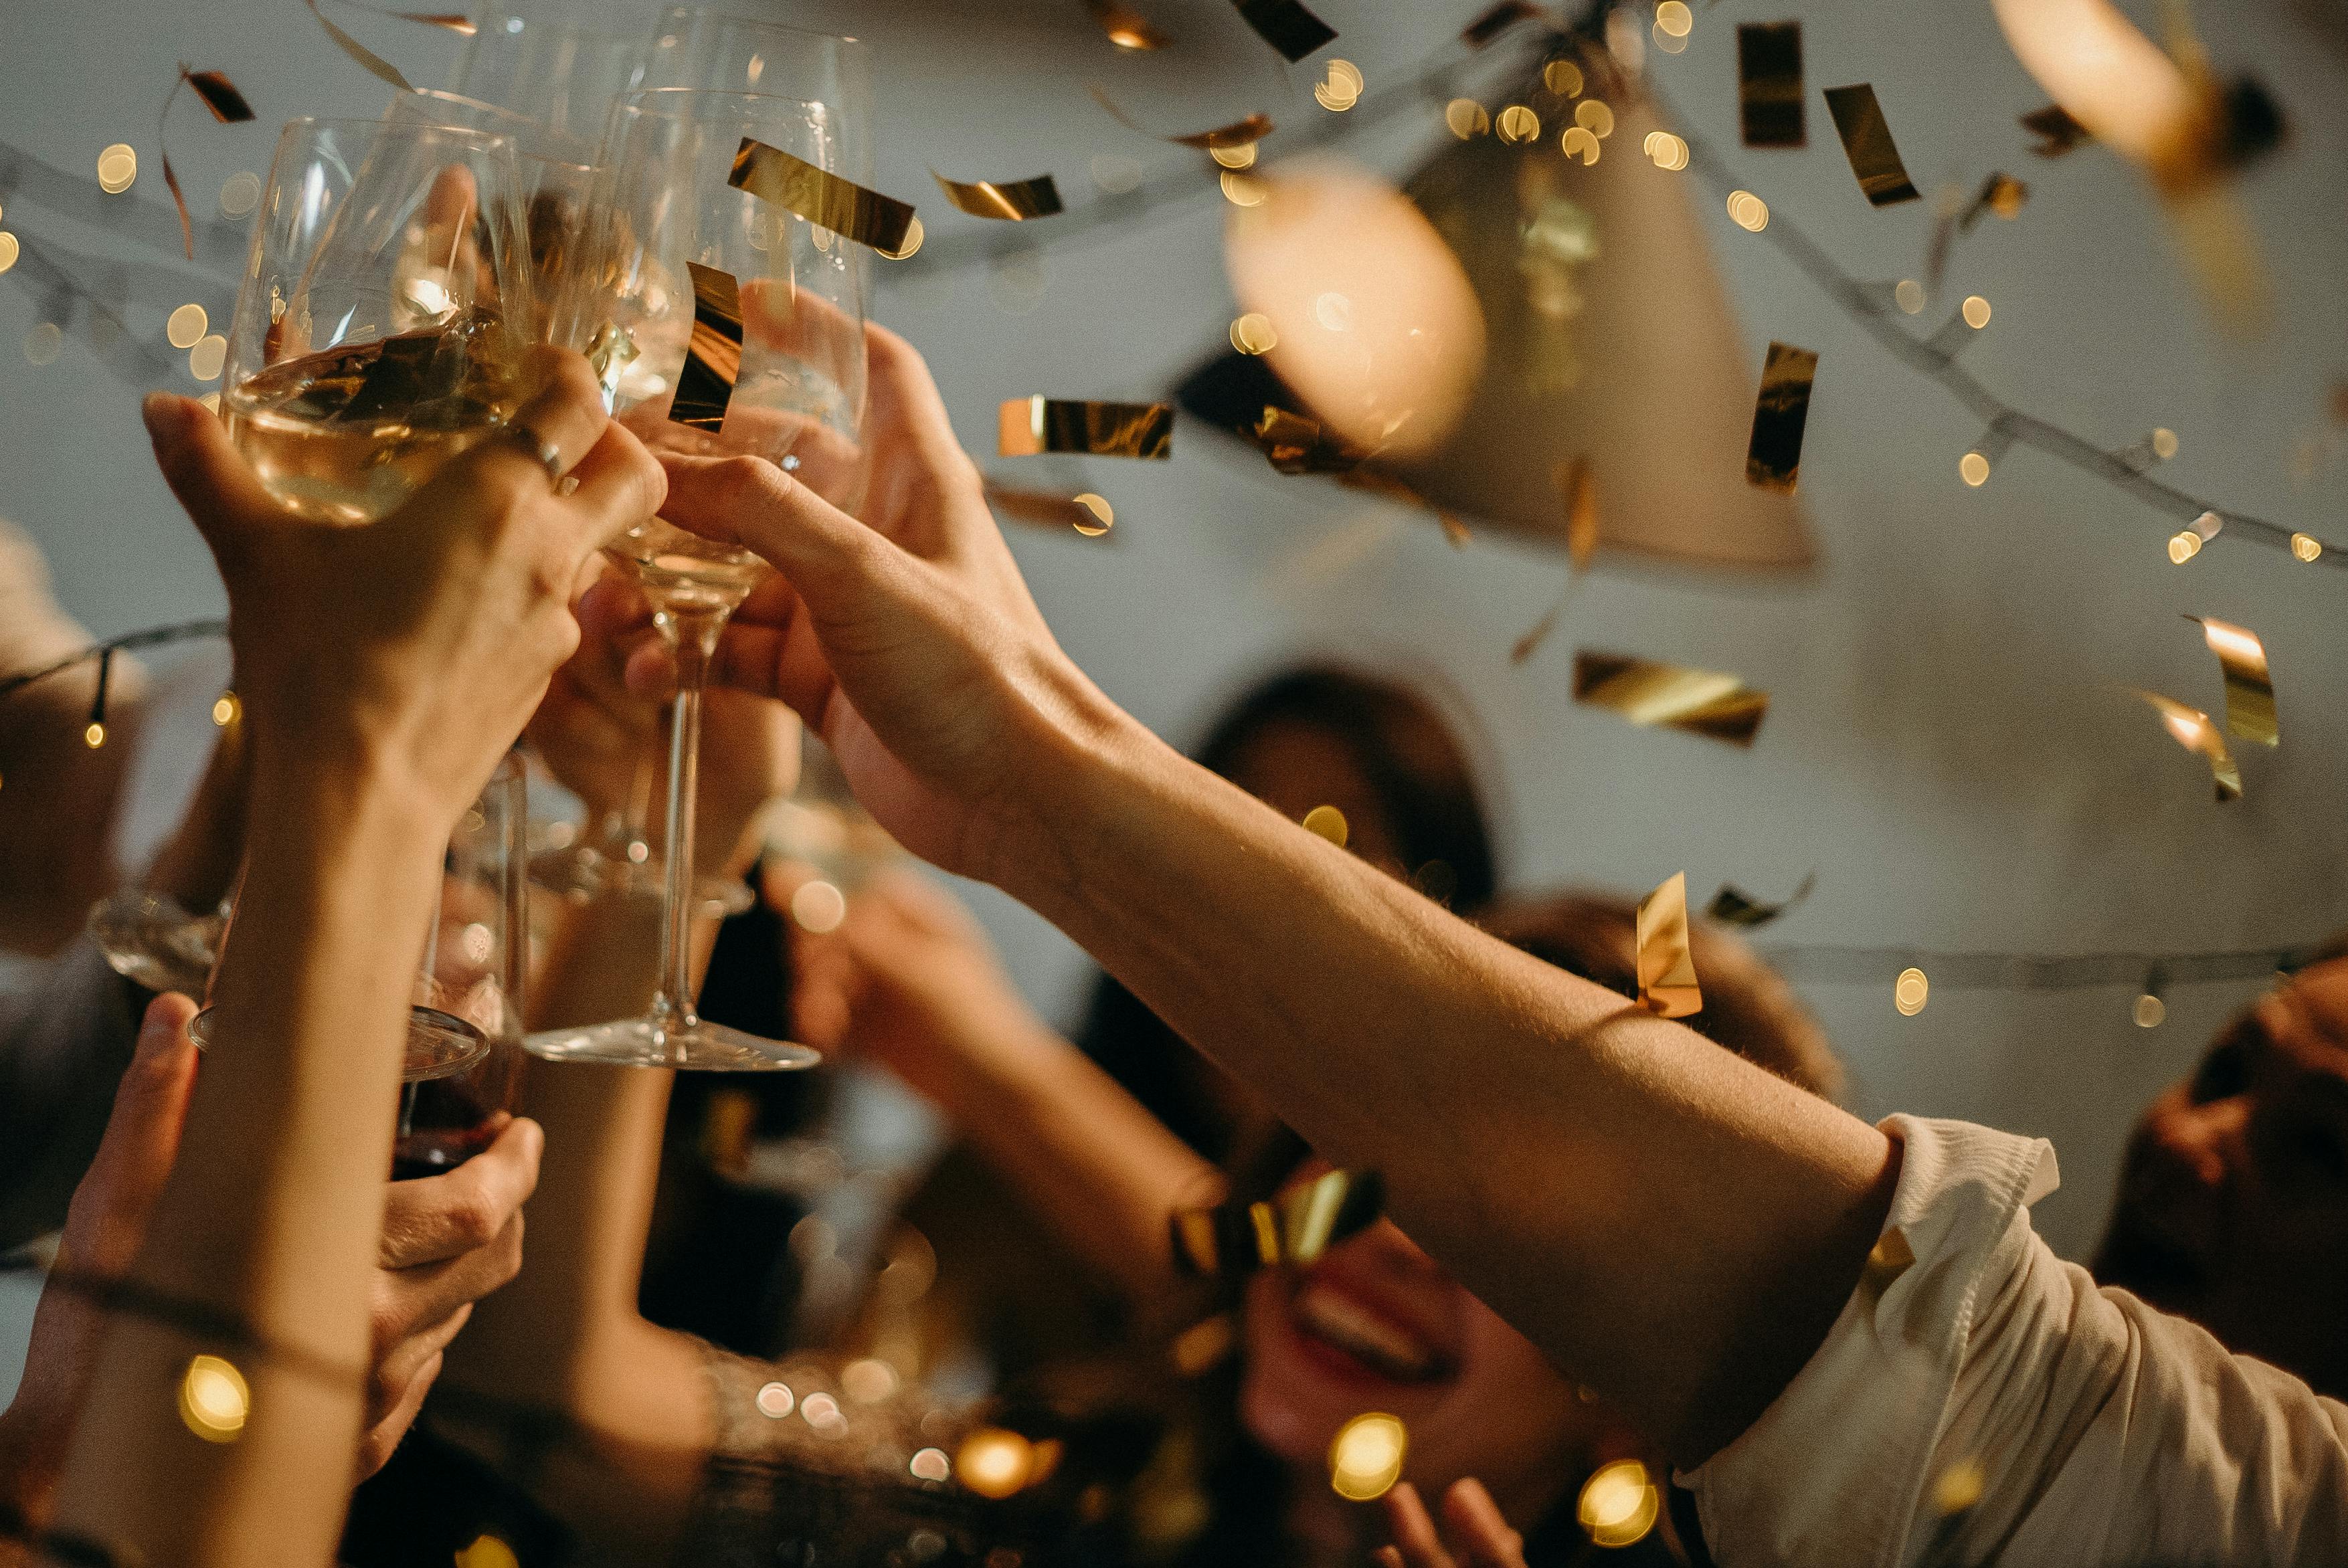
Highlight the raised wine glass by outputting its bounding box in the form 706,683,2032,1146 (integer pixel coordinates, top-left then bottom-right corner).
524,85,867,1071
212,114,537,1075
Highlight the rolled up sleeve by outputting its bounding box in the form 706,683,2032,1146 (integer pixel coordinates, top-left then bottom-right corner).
1680,1114,2348,1567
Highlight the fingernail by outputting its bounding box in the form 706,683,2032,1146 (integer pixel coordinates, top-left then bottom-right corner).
141,391,176,439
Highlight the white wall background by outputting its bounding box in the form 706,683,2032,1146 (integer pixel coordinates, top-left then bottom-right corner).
3,0,2344,1341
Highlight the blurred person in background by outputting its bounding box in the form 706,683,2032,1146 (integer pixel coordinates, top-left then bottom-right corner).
778,872,1840,1566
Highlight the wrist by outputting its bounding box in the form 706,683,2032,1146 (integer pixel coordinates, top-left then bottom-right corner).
974,668,1173,913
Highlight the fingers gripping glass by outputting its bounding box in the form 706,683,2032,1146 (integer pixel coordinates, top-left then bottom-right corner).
207,116,537,1078
525,86,868,1072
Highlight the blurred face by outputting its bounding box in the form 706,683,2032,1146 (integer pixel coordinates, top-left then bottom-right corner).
1225,722,1403,874
2093,960,2348,1397
1238,1166,1598,1510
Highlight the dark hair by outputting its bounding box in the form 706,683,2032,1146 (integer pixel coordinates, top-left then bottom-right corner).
1192,665,1498,909
1479,890,1844,1103
1078,665,1498,1161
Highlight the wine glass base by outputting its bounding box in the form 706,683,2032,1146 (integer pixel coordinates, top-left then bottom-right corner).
523,1015,819,1072
188,1003,491,1083
88,889,225,997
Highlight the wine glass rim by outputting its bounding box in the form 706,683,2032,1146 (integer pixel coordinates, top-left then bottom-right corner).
652,5,865,50
278,113,527,156
610,86,831,130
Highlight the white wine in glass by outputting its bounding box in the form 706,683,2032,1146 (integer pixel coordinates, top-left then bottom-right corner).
213,116,540,1076
526,84,869,1072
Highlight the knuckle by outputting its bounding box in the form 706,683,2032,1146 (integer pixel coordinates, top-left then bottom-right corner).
445,1193,502,1252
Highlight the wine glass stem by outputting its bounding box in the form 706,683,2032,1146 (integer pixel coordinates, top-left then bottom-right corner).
652,605,727,1061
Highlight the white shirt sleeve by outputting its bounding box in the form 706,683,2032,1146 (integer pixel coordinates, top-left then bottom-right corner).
1680,1114,2348,1567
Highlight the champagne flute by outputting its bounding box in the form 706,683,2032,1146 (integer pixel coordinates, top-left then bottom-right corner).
211,116,537,1074
525,86,867,1071
414,30,762,922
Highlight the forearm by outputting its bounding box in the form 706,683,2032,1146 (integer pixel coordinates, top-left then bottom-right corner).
933,1016,1222,1302
444,892,718,1444
52,755,445,1566
1002,713,1898,1463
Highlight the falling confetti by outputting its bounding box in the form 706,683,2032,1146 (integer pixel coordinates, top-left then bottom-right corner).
1635,872,1703,1019
2186,615,2278,746
1170,1167,1384,1278
1737,22,1807,146
669,262,743,431
1746,341,1817,492
1823,84,1922,206
731,138,918,256
1706,872,1816,928
1233,0,1336,63
1573,651,1769,747
930,170,1064,221
2133,689,2242,801
998,396,1174,459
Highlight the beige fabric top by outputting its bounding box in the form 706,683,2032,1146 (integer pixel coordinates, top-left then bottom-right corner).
0,516,90,674
1683,1114,2348,1567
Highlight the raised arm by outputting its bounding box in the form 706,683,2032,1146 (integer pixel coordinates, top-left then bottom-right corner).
48,355,660,1568
639,326,1897,1466
784,868,1221,1301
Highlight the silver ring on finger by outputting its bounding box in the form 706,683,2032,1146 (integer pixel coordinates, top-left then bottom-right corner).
504,421,565,488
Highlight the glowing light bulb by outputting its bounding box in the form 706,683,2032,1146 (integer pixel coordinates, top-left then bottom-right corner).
1328,1412,1407,1501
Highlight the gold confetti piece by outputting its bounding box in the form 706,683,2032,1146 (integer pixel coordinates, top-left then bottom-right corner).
2187,615,2278,747
670,262,743,432
1738,21,1806,147
1961,171,2029,229
1329,1413,1407,1502
1301,803,1348,845
185,70,254,124
1893,966,1930,1014
1170,1167,1384,1279
1234,0,1336,62
1249,406,1364,474
1574,651,1769,747
304,0,414,92
1562,454,1598,573
1635,872,1703,1019
1823,84,1922,206
931,170,1064,221
2135,689,2241,801
1462,1,1542,47
982,482,1117,536
1086,0,1170,50
1088,84,1273,151
998,395,1174,460
730,138,919,257
1706,872,1815,928
2020,103,2092,157
160,68,256,260
1746,341,1817,493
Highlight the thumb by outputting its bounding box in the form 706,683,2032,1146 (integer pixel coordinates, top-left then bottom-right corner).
141,391,282,569
60,993,201,1278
